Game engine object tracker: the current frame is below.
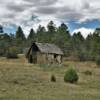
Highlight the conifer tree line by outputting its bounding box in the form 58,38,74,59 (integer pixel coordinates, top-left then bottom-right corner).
0,21,100,61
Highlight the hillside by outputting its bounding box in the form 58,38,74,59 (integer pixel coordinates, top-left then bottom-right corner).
0,55,100,100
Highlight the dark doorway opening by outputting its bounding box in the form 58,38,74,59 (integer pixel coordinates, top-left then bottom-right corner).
29,55,33,63
54,54,58,62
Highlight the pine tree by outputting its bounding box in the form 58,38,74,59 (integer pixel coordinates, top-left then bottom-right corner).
52,23,71,55
47,21,56,34
90,28,100,57
28,28,35,40
16,26,26,40
36,25,46,42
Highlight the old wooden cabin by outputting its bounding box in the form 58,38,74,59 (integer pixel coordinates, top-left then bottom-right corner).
26,42,63,64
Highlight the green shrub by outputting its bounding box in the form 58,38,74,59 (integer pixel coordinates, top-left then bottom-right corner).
64,68,79,83
96,56,100,67
51,74,56,82
6,52,18,59
83,70,92,75
0,51,4,56
6,47,18,59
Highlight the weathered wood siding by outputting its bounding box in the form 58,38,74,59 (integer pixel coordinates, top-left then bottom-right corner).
28,50,62,64
37,52,47,64
56,55,62,63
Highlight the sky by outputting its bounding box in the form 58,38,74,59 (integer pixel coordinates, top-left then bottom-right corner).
0,0,100,37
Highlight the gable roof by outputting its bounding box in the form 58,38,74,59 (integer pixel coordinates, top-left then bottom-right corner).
34,42,63,55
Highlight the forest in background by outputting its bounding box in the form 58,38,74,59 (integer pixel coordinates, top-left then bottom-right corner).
0,21,100,61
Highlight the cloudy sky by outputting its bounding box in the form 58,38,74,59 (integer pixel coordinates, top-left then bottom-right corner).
0,0,100,37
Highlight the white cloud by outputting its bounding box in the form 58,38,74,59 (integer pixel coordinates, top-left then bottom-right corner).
22,18,61,37
72,27,94,38
0,0,100,36
0,0,100,24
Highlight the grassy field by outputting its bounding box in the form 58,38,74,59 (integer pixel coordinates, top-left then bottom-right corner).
0,55,100,100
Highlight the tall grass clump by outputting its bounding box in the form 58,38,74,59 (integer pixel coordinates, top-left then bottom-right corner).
51,74,56,82
83,70,92,75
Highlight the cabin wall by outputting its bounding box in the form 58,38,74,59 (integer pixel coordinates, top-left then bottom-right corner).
27,49,33,63
37,53,63,64
28,49,63,64
27,49,38,64
56,55,62,63
47,54,54,64
29,44,39,64
37,52,47,64
47,54,62,64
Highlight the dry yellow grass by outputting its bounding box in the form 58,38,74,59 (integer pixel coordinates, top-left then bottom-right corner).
0,55,100,100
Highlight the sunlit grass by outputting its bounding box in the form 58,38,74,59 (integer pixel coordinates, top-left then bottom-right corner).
0,55,100,100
